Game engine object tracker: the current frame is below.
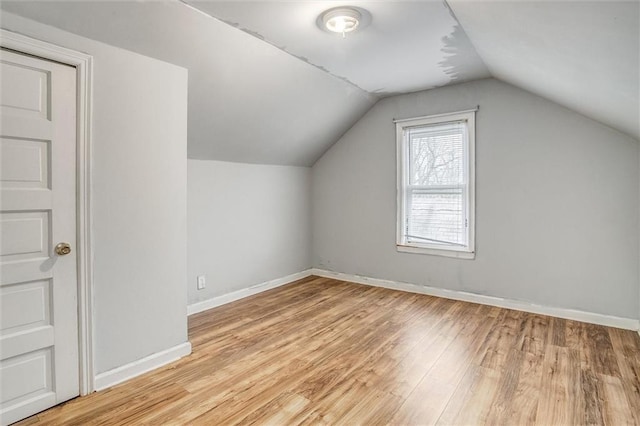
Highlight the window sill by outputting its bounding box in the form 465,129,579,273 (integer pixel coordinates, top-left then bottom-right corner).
396,244,475,259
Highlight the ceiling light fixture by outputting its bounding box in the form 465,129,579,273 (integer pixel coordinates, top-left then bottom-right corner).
321,7,362,38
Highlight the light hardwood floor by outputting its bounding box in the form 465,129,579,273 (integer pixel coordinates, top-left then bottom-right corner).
16,276,640,425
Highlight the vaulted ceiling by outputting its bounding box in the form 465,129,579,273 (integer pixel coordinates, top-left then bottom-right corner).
187,1,490,95
1,1,637,166
448,0,639,143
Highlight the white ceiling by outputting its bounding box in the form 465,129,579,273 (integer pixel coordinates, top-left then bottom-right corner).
448,0,639,140
1,1,637,167
188,1,490,95
0,1,376,166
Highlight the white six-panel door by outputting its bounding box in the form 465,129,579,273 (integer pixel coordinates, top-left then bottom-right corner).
0,48,79,425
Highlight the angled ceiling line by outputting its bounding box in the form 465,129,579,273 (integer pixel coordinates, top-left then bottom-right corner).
178,0,375,98
441,0,490,77
446,0,639,140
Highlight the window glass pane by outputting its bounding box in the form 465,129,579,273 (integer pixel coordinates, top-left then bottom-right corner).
408,121,465,186
397,111,474,255
406,187,466,246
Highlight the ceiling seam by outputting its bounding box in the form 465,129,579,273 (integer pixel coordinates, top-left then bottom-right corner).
177,0,376,100
442,0,492,78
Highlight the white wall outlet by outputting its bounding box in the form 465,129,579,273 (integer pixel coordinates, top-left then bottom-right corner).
197,275,206,290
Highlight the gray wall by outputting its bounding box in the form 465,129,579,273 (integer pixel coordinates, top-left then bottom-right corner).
312,78,640,320
188,160,310,304
1,13,190,373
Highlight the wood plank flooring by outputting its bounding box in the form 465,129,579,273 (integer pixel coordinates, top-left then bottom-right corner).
16,276,640,425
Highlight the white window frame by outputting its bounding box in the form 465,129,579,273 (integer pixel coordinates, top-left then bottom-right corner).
396,109,476,259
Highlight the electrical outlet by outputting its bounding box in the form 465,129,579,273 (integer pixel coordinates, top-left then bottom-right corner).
197,275,206,290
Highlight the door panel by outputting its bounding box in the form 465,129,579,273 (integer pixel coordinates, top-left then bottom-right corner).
1,280,51,332
0,212,48,258
0,60,49,119
0,48,78,425
0,137,50,188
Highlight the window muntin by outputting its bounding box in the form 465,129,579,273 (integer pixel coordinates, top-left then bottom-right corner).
396,111,475,258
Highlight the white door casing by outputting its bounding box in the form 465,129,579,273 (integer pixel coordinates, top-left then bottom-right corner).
0,48,79,425
0,27,95,400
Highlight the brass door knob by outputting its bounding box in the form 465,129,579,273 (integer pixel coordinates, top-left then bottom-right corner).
55,242,72,256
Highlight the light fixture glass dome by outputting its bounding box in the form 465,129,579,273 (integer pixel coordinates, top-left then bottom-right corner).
321,7,362,37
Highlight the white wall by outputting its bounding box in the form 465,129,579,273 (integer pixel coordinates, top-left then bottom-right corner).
312,78,640,320
1,13,190,373
188,160,310,304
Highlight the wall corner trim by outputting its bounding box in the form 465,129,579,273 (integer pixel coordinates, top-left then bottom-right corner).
310,268,640,331
94,342,192,391
187,269,313,316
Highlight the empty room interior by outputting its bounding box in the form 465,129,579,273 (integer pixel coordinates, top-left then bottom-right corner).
1,0,639,425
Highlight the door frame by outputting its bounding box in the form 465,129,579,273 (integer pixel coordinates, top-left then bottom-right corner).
1,29,95,395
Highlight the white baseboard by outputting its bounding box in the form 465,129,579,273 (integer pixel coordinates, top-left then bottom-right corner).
187,269,313,316
94,342,192,391
311,268,640,331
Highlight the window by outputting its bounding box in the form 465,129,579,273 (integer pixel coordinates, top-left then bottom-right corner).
396,109,476,259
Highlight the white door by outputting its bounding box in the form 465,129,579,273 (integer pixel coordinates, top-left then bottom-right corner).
0,49,79,425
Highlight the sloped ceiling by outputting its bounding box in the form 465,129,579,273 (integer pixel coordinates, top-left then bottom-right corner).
0,0,490,166
1,1,638,168
0,1,376,166
448,0,639,140
187,1,490,95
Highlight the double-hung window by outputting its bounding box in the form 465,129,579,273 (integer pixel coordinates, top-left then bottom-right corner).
396,109,476,259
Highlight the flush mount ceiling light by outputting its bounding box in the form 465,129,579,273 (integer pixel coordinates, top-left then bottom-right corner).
319,7,366,38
